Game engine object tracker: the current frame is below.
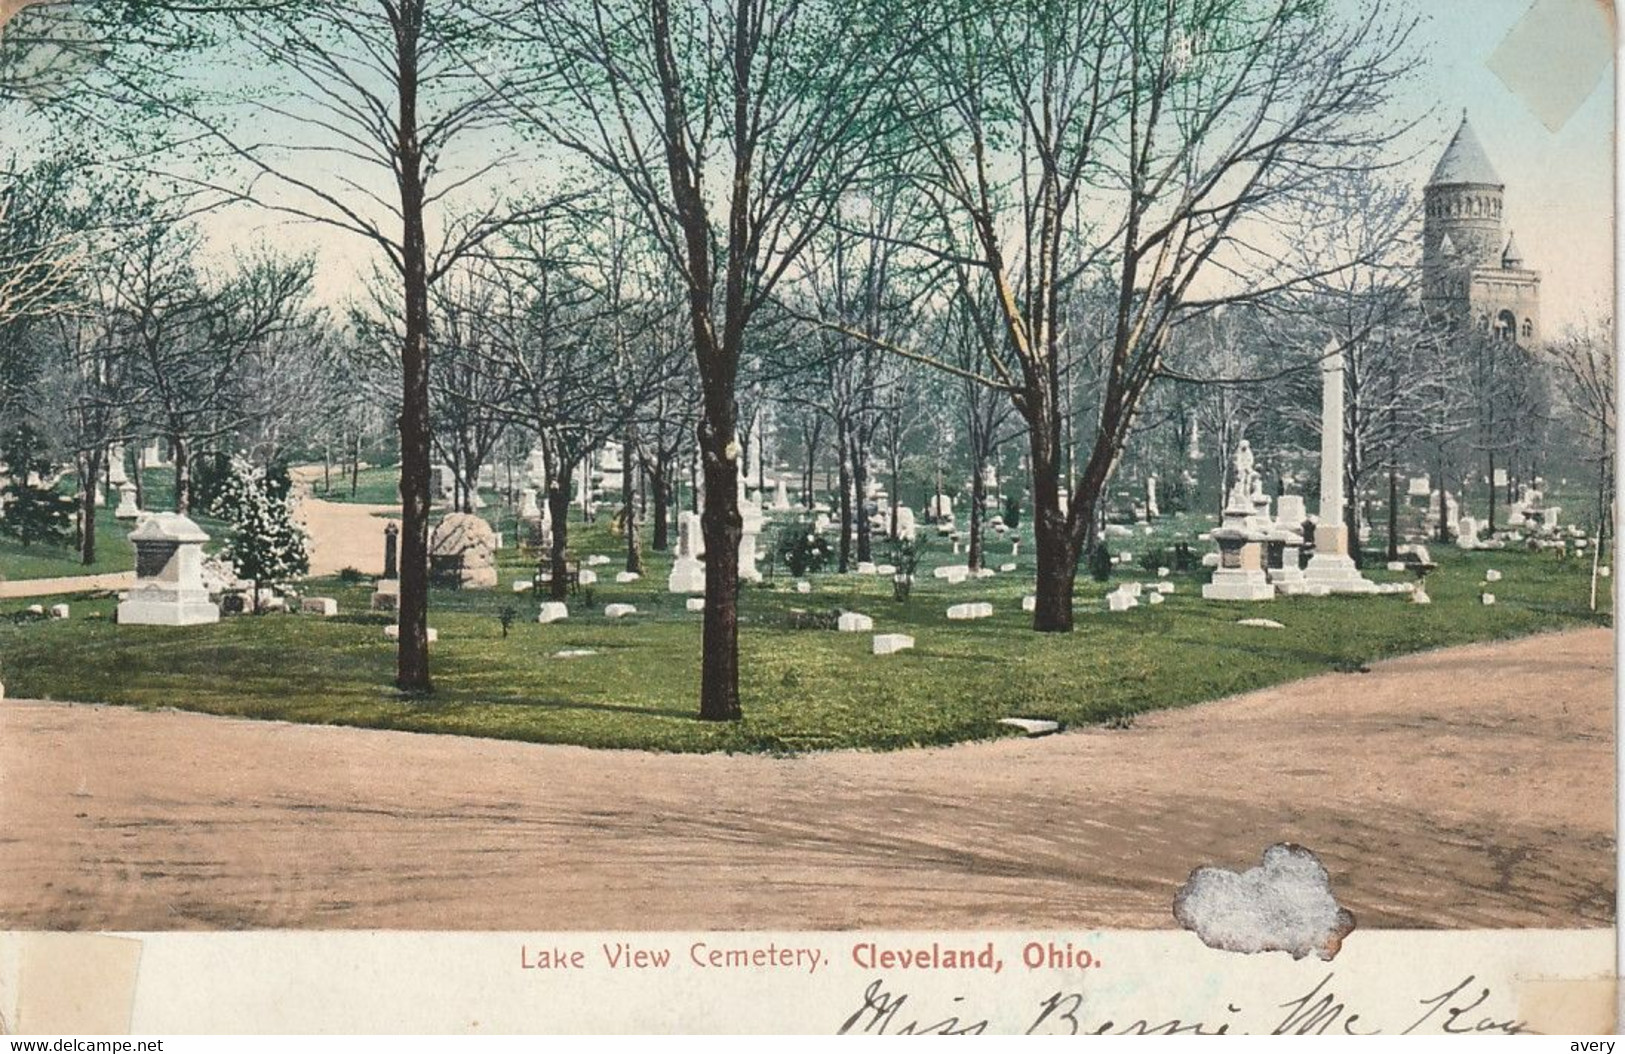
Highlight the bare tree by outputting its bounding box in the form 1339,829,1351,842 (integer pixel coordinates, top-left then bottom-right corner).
506,0,928,719
94,0,556,693
1546,314,1614,610
823,0,1421,630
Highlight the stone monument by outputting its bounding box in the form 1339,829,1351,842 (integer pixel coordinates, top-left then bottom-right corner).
1302,343,1377,594
667,510,706,593
429,513,498,589
1202,442,1276,601
117,513,220,625
1266,494,1310,595
114,483,140,520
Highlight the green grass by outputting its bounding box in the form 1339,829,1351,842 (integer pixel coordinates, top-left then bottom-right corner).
0,508,1609,754
307,464,403,505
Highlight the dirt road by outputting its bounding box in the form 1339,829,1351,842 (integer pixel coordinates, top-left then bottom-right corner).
0,572,134,599
0,628,1612,931
295,497,399,577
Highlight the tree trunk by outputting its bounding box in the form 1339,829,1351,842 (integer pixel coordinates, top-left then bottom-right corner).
1436,462,1450,544
1028,408,1076,632
697,425,741,721
853,441,871,564
1487,450,1498,532
651,460,671,551
548,480,572,602
968,465,985,571
836,426,853,572
79,447,101,566
1386,468,1399,561
393,10,433,695
888,450,901,541
624,426,642,574
133,444,146,511
172,434,191,515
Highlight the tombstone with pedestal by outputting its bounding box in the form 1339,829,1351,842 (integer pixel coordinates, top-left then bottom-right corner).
1267,494,1310,595
114,482,140,520
772,478,791,512
518,488,541,521
107,445,129,486
668,510,706,593
894,506,917,541
117,513,220,625
1456,515,1480,550
1202,443,1275,601
371,523,401,611
737,467,763,583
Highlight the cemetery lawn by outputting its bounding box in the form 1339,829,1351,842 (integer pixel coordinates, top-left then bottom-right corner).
0,522,1610,754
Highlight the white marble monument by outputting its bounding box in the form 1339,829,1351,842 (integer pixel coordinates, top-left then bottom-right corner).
117,513,220,625
1302,343,1376,594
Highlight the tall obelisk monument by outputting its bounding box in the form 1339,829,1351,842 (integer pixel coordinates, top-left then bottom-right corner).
1304,340,1376,593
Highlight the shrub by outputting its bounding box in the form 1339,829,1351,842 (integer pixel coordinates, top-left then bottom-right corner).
1089,542,1114,582
1003,494,1022,529
215,454,311,603
776,523,833,577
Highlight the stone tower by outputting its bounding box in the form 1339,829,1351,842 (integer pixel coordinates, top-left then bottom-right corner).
1421,113,1541,346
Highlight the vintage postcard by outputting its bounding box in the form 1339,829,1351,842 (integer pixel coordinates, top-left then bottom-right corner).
0,0,1615,1036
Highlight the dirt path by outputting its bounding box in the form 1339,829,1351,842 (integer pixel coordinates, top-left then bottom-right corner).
0,572,135,599
295,496,399,577
0,628,1612,932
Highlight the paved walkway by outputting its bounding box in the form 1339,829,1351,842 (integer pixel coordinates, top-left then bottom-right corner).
0,628,1611,932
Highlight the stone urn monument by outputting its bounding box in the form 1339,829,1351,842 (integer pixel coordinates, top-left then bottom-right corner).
117,513,220,625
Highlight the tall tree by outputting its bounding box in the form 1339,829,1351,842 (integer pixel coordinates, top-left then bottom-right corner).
510,0,928,718
92,0,552,692
839,0,1420,630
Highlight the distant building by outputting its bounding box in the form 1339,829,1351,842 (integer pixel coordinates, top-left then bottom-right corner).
1421,113,1541,346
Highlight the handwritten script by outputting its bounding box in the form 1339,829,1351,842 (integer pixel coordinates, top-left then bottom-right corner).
836,973,1529,1035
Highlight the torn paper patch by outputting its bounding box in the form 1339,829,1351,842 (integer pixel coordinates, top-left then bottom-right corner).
1173,843,1356,962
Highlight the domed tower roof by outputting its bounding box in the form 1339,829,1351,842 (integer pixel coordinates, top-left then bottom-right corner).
1429,114,1503,187
1501,230,1524,268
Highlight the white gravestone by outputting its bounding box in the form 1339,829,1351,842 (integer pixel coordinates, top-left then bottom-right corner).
114,483,140,520
667,511,706,593
117,513,220,626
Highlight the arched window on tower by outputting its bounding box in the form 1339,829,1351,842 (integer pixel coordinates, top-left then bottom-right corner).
1494,309,1516,342
1521,318,1533,340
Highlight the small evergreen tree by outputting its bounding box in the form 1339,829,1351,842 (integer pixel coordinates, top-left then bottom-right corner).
0,424,75,548
215,454,310,609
